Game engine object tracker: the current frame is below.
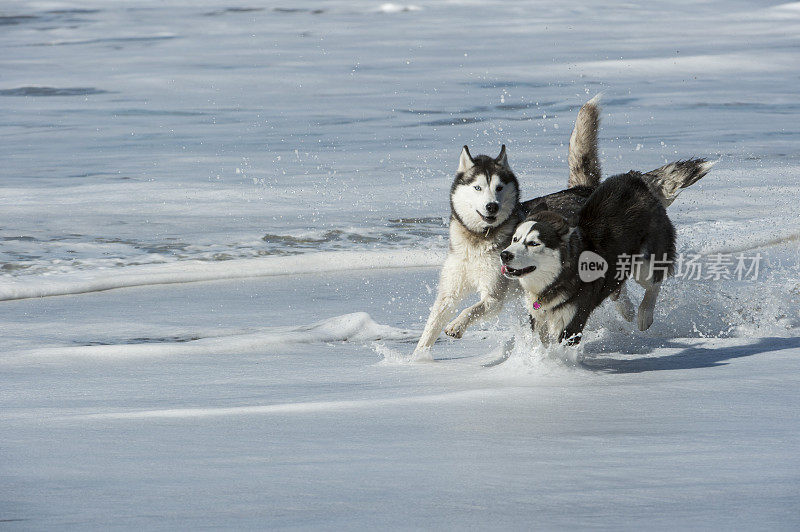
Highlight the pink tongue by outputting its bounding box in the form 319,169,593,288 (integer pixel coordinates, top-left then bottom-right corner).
500,264,508,274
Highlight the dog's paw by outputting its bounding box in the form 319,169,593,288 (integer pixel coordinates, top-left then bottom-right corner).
444,319,466,339
410,347,434,362
637,306,654,331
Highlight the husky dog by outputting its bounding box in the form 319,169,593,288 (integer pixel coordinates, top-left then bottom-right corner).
500,171,678,345
516,157,714,329
412,96,712,359
410,143,520,359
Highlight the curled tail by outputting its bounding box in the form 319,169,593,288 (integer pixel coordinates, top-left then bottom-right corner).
568,94,601,188
642,158,716,207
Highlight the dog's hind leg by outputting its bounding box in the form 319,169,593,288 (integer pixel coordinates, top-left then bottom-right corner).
610,282,635,322
637,282,661,331
633,260,661,331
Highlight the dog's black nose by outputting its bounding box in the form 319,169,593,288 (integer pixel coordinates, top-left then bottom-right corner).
500,250,513,263
485,202,499,214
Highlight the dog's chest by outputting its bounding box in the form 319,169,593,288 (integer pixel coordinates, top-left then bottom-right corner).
528,295,577,339
449,223,506,287
451,221,504,255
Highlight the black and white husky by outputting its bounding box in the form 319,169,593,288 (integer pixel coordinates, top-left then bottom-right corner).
500,173,677,345
412,96,713,359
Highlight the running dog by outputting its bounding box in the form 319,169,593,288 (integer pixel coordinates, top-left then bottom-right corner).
501,172,677,345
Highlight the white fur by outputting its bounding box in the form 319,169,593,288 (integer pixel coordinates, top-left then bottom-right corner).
531,300,577,344
458,147,474,174
450,173,516,233
503,222,563,299
412,147,522,360
632,257,661,331
412,220,512,359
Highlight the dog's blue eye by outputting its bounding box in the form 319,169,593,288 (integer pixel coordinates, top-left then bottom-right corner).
473,185,481,191
526,242,540,247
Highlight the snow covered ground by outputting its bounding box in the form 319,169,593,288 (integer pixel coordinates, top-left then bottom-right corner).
2,0,800,529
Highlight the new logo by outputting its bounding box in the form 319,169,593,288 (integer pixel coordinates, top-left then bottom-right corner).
578,251,608,282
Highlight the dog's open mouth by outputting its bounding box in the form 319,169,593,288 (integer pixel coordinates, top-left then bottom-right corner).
501,264,536,277
477,211,497,224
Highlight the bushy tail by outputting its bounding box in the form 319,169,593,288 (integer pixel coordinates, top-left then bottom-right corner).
568,94,602,188
642,158,716,207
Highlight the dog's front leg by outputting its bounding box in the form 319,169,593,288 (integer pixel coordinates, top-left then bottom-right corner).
413,261,466,358
444,280,509,339
529,313,552,346
444,296,501,339
558,306,590,347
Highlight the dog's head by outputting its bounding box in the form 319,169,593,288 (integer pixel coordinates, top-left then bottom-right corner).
500,211,572,291
450,145,519,233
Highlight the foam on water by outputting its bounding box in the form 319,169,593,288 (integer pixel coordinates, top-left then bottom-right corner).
2,311,416,365
375,240,800,370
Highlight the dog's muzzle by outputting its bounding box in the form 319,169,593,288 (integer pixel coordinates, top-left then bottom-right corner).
477,210,497,224
500,263,536,278
500,252,536,277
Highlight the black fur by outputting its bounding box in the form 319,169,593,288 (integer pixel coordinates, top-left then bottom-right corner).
521,186,594,225
520,158,711,225
526,210,570,248
580,172,676,283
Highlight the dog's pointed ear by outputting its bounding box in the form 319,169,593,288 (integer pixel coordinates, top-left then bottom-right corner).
458,145,474,173
551,216,572,242
532,211,572,243
495,144,510,169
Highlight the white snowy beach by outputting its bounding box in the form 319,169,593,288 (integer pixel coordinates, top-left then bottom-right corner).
2,0,800,529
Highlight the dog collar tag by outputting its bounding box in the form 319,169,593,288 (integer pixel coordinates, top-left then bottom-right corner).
532,302,542,310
